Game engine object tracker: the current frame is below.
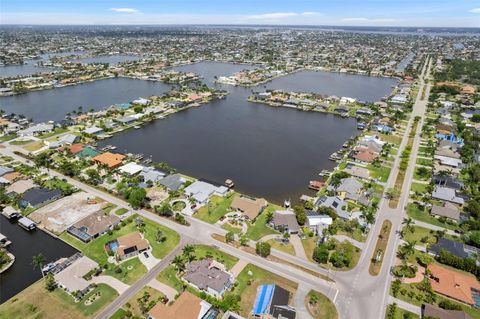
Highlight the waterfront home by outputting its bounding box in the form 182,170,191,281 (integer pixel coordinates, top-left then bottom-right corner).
305,211,333,235
148,292,217,319
117,115,137,125
118,162,144,176
427,264,480,307
59,134,80,145
422,304,473,319
59,143,85,155
352,150,379,164
230,195,267,220
315,196,350,220
109,231,149,261
16,123,53,137
343,165,370,180
184,180,229,204
67,211,120,243
430,204,460,222
158,173,185,191
431,186,465,205
372,124,393,134
271,210,300,234
53,255,98,297
92,152,126,169
183,258,233,298
390,94,407,105
132,97,150,105
20,187,62,209
140,166,166,184
6,179,36,195
252,284,296,319
76,146,100,159
167,100,185,108
334,177,364,201
356,108,373,116
84,126,104,136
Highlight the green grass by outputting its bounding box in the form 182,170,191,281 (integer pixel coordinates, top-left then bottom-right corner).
54,284,118,317
221,223,242,234
307,290,338,319
406,204,459,231
233,264,298,317
61,215,180,263
245,204,280,240
157,265,184,292
121,286,165,318
0,134,17,142
413,168,431,181
10,139,34,145
385,304,419,319
402,225,460,247
368,165,391,183
109,309,127,319
410,182,428,194
192,244,239,270
39,128,69,139
416,158,433,166
267,239,295,255
194,193,235,224
392,282,480,319
114,208,128,216
301,236,318,262
24,141,45,152
103,257,147,284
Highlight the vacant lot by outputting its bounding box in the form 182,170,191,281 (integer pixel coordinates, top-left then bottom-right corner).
30,192,106,234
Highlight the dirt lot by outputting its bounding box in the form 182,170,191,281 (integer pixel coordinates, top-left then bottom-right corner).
146,187,169,206
29,192,106,234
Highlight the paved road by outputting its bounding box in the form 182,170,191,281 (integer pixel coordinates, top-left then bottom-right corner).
295,284,314,319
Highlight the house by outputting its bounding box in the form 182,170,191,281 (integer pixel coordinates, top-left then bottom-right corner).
112,231,150,260
67,211,120,243
17,123,53,137
84,126,104,135
343,165,370,180
222,311,246,319
117,115,137,125
434,155,462,168
432,187,465,205
230,195,267,220
59,134,80,145
60,143,85,155
76,146,100,159
92,152,126,169
132,97,150,105
430,204,460,222
118,162,144,176
352,149,379,164
271,210,300,234
159,174,185,191
305,211,333,235
0,165,14,177
429,238,469,259
184,180,228,204
252,284,296,319
428,264,480,306
140,166,166,183
148,292,217,319
433,174,464,190
335,177,363,201
6,179,36,195
53,254,98,296
20,187,62,209
315,196,350,220
422,304,473,319
183,258,233,298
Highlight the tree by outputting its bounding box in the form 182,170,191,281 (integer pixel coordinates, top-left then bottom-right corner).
256,242,271,257
125,187,146,208
293,205,306,226
225,231,235,243
313,245,329,263
239,235,249,246
182,244,195,259
157,203,173,217
172,255,185,272
391,279,401,297
32,253,46,277
386,188,401,200
45,273,57,292
309,293,319,305
402,218,415,233
156,230,166,243
318,206,337,220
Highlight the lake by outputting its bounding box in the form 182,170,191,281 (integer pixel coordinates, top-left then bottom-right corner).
0,78,171,122
97,62,393,204
0,216,78,303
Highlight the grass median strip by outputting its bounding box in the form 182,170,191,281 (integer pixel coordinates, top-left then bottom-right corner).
369,220,392,276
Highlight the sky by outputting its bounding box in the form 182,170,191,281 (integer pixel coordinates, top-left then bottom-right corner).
1,0,480,27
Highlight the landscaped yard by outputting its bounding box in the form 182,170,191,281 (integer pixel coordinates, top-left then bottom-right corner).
385,304,419,319
119,286,165,318
245,204,280,240
410,182,429,194
368,165,392,183
233,264,298,317
24,141,45,152
114,208,128,216
306,290,338,319
402,225,460,247
267,239,295,255
416,157,433,166
301,236,318,263
157,265,184,292
221,222,243,234
406,204,459,231
194,193,235,224
0,280,117,319
192,244,239,270
39,128,69,139
103,257,147,284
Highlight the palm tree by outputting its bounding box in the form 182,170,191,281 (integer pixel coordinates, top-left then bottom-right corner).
402,217,415,233
172,255,185,272
32,253,46,277
402,240,416,258
182,244,195,258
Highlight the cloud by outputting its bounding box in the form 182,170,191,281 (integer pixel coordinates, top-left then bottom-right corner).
301,12,321,16
342,17,397,23
469,8,480,13
110,8,139,14
246,12,298,20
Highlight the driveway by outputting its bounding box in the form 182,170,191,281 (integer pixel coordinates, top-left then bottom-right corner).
332,235,365,250
169,199,193,216
138,250,161,270
90,275,130,294
230,259,248,278
294,284,314,319
290,235,308,260
147,278,177,301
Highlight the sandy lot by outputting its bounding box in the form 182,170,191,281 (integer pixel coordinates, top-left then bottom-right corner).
146,187,169,206
29,192,106,234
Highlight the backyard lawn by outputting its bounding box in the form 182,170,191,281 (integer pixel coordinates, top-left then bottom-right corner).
406,203,459,231
233,264,298,317
194,193,235,224
368,165,391,183
0,280,117,319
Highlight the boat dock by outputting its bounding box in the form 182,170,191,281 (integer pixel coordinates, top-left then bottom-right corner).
18,217,37,231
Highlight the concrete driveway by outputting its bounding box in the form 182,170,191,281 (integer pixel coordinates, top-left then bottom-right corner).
147,278,177,301
138,250,161,270
90,275,130,294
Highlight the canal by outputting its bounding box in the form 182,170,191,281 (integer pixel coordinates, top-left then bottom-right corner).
0,78,171,122
0,216,78,303
97,62,395,204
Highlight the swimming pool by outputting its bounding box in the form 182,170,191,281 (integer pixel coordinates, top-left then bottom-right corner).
107,241,119,252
